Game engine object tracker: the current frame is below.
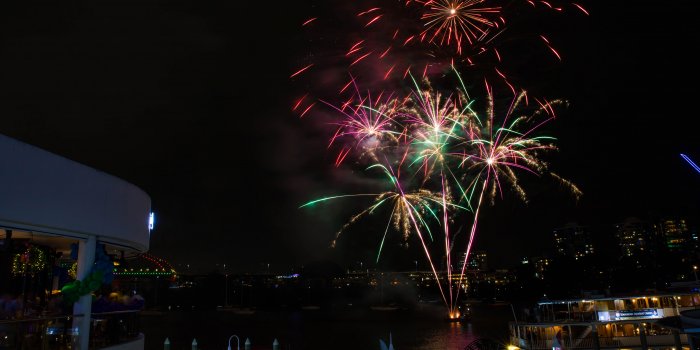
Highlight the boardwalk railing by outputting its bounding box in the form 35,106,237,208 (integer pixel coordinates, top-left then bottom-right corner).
0,310,141,350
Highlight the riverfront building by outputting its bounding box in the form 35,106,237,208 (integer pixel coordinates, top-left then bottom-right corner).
0,133,151,350
509,293,700,349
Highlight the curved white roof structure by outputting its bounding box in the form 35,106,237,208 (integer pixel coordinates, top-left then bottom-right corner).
0,133,151,253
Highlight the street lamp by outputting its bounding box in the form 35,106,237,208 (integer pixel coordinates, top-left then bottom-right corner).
415,260,418,272
228,335,240,350
693,265,698,283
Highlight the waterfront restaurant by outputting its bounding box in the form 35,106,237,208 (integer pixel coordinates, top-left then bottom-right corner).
0,133,151,350
509,293,700,349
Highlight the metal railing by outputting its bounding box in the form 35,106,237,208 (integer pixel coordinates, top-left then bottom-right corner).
0,310,141,350
89,310,141,349
516,335,687,349
0,314,77,349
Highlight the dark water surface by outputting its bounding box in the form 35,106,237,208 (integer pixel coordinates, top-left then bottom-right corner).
140,303,513,350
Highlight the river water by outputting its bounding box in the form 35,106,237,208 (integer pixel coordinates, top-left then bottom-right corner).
140,303,514,350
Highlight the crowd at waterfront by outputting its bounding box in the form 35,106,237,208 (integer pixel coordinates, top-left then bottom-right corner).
0,289,144,320
0,292,65,319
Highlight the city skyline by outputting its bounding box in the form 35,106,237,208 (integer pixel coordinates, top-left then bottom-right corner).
155,213,700,275
1,1,699,273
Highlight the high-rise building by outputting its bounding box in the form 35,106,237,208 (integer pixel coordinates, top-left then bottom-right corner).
553,223,595,259
532,256,551,280
654,218,690,251
614,217,653,257
461,251,488,271
690,227,700,252
520,256,552,280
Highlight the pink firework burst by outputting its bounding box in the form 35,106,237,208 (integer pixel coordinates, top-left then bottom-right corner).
416,0,503,54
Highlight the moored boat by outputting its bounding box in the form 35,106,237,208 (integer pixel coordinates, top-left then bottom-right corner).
508,292,700,349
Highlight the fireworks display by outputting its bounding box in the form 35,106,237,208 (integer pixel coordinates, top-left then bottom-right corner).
415,0,502,55
295,0,586,318
290,0,589,113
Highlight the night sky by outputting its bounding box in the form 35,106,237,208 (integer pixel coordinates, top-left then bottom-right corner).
1,1,699,273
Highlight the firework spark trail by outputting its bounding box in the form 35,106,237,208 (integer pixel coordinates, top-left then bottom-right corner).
295,0,588,314
309,1,501,87
334,72,569,314
453,173,488,312
341,0,580,84
399,79,474,314
404,195,449,307
299,163,463,307
441,171,454,314
300,77,580,317
299,103,315,118
401,78,480,316
401,74,472,183
572,3,589,15
299,164,451,250
292,94,308,111
322,80,404,164
416,0,502,55
292,0,590,117
385,162,451,308
290,64,314,78
541,35,562,60
447,82,581,311
302,17,317,26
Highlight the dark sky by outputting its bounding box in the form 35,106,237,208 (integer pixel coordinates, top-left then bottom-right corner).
1,1,699,273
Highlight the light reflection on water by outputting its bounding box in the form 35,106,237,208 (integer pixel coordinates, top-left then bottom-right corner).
141,304,511,350
416,321,477,350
